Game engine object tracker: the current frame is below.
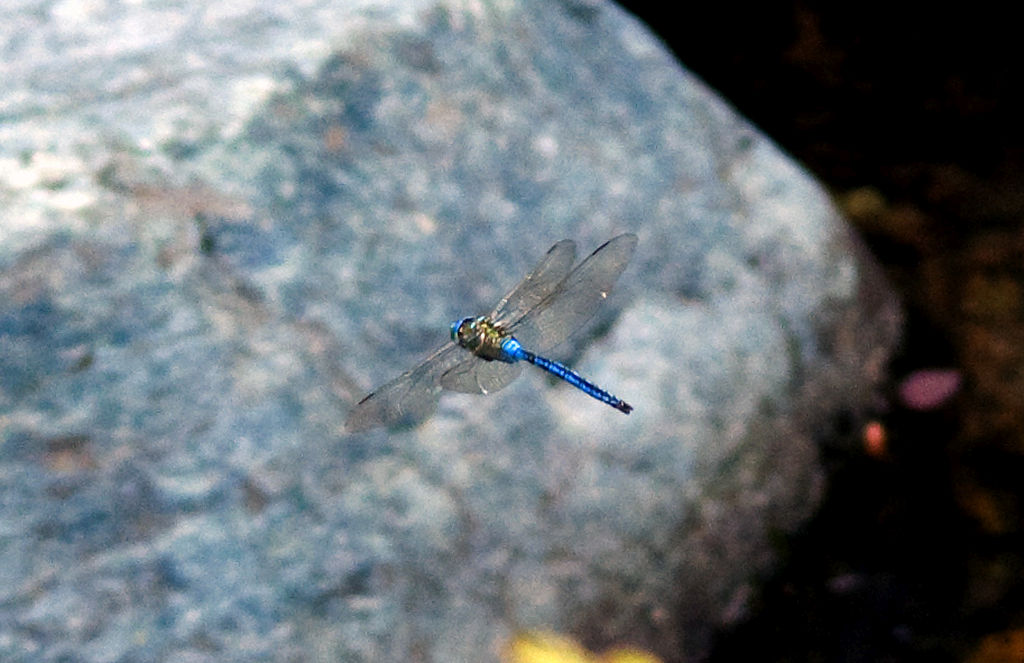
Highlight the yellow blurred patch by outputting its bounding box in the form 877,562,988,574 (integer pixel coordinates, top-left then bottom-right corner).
504,631,591,663
598,647,663,663
504,631,661,663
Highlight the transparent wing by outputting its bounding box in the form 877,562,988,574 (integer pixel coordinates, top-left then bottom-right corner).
346,342,472,432
346,234,636,431
440,359,522,394
490,239,576,328
509,233,637,353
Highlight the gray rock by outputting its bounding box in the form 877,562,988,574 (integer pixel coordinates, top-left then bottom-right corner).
0,0,901,661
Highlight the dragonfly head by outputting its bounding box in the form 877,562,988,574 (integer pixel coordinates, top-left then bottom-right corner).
450,317,473,342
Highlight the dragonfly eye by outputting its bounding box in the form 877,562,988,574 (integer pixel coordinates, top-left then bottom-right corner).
450,317,472,341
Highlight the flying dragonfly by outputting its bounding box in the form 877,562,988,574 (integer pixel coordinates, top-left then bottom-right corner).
346,233,637,432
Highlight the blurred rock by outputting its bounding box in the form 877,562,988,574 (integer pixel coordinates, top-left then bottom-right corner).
0,1,901,661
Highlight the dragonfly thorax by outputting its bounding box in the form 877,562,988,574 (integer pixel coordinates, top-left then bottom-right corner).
450,315,512,362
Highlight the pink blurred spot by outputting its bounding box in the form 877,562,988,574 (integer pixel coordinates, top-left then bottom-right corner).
898,369,962,410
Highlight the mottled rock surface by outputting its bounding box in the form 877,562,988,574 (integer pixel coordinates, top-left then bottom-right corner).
0,1,900,661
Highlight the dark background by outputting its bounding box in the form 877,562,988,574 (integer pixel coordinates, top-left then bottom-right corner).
618,3,1024,661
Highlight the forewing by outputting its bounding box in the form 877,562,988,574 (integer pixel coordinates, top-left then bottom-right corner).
490,239,576,328
510,233,637,352
440,359,522,394
345,342,468,432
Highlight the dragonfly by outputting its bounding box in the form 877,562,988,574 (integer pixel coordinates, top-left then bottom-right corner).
345,233,637,432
